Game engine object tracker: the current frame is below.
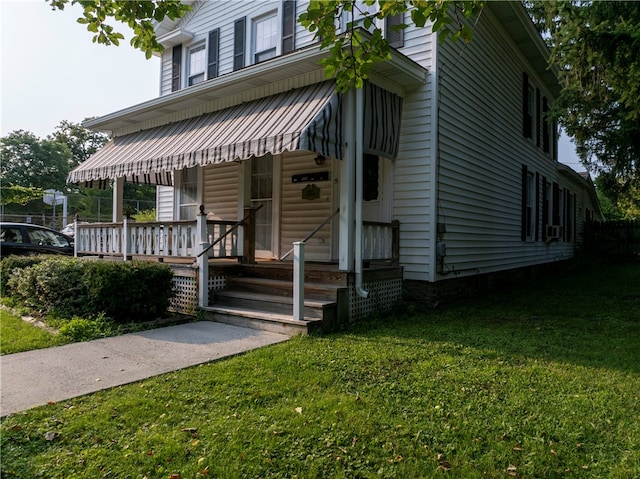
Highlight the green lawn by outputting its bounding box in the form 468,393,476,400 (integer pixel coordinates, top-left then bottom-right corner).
1,259,639,478
0,309,65,355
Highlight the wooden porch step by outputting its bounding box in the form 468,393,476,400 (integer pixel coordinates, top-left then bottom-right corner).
199,305,322,336
213,290,335,319
226,276,346,300
238,263,349,285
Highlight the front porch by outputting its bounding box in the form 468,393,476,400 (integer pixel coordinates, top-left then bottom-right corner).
73,214,403,334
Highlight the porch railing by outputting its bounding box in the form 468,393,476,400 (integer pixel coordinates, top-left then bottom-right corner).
362,220,400,264
75,219,240,259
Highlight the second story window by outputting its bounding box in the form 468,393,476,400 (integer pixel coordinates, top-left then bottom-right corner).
188,44,206,86
253,13,278,63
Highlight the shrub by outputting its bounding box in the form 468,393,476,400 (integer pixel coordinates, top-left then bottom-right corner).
8,257,88,316
57,314,114,342
83,260,175,322
6,258,175,323
0,255,50,296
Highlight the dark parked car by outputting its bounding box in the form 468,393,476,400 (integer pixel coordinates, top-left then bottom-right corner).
0,223,74,257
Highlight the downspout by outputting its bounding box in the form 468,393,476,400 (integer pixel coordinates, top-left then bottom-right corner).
428,30,440,282
354,86,368,298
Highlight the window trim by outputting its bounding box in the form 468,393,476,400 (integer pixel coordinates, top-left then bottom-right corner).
252,10,280,64
187,42,206,87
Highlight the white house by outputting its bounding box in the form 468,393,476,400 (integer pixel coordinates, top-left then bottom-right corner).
68,1,602,333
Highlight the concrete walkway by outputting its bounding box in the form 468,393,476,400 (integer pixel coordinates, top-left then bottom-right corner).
0,321,289,417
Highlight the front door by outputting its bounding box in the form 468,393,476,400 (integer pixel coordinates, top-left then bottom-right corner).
250,154,279,258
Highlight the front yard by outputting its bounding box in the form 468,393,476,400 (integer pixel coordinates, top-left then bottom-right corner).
1,258,638,478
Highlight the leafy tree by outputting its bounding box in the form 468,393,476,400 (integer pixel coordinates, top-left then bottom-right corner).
50,120,110,169
530,1,640,205
48,0,192,58
299,0,485,90
0,130,71,191
0,186,44,206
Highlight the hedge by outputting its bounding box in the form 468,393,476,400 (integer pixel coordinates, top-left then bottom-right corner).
5,258,175,323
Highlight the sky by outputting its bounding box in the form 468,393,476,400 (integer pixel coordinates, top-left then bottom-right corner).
0,0,585,172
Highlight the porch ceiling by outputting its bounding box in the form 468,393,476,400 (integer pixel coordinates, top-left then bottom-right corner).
83,41,427,134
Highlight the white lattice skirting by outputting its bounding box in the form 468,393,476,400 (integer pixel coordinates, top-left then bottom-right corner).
348,277,403,321
170,274,197,315
169,273,228,315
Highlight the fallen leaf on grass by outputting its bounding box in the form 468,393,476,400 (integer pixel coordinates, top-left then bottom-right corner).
295,407,303,414
44,431,61,442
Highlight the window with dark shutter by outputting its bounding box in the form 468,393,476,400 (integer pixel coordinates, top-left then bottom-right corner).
521,165,528,241
172,44,182,92
386,12,404,48
207,29,220,79
363,154,379,201
282,0,296,54
535,172,540,241
542,176,549,240
552,182,560,226
542,96,550,153
536,88,541,147
233,17,246,71
522,72,532,139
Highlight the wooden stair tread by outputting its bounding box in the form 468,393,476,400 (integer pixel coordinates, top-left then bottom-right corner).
229,276,345,290
215,290,335,307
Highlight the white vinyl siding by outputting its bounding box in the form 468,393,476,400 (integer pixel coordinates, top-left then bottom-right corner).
391,24,434,281
156,185,174,221
203,162,239,221
279,151,333,262
159,1,319,96
435,7,561,278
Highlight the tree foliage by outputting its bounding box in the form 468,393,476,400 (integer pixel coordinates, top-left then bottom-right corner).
0,130,71,191
0,186,44,206
50,119,110,169
48,0,192,59
300,0,485,91
531,1,640,205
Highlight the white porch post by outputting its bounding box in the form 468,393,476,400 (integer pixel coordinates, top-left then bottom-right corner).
113,176,125,222
122,217,129,261
196,207,210,308
339,89,356,271
293,241,305,320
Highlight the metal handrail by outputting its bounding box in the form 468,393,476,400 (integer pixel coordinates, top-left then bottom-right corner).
279,207,340,261
196,204,263,258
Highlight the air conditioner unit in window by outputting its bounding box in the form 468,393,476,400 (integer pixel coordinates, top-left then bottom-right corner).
546,225,562,240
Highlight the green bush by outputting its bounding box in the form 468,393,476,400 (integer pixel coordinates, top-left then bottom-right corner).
57,314,114,342
0,255,50,296
6,258,175,323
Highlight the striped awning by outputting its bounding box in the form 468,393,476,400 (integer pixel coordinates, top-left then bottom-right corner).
68,80,402,187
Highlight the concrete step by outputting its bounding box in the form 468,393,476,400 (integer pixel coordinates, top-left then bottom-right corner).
199,305,322,336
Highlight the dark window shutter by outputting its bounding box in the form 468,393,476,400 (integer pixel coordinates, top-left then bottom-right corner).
552,120,558,160
282,0,296,54
521,164,528,241
542,176,548,240
552,182,560,225
536,88,541,147
171,44,182,92
233,17,246,71
207,29,220,79
535,172,540,241
542,97,550,153
522,72,531,139
386,12,404,48
363,154,380,201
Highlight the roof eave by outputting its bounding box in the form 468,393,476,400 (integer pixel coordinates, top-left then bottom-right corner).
83,42,427,133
